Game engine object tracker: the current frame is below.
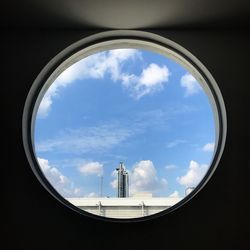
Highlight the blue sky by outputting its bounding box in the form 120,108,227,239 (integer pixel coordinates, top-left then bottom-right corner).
34,48,215,199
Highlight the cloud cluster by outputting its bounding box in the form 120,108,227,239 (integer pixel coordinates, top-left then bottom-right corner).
110,179,118,189
36,123,137,154
110,160,167,195
78,161,103,177
168,190,180,198
122,63,170,99
177,160,208,187
165,164,178,170
37,157,82,197
129,160,167,195
37,49,170,117
85,192,98,198
36,103,194,156
166,139,186,148
202,142,215,152
180,73,201,96
38,49,139,118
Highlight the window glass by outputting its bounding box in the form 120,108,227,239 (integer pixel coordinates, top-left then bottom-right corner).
34,48,216,219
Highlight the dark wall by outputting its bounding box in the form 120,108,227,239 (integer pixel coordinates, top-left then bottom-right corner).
3,29,250,250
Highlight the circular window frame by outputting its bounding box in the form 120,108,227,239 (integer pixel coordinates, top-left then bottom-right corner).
22,30,227,222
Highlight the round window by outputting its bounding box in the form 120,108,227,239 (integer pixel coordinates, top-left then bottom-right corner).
23,31,226,221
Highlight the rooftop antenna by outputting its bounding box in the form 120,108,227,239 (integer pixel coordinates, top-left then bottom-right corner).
100,175,103,197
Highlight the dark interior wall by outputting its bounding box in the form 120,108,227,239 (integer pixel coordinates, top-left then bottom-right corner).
3,29,250,250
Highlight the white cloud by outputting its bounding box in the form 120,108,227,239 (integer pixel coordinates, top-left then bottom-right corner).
202,142,215,152
85,192,98,198
78,162,103,177
121,63,170,99
165,164,178,170
37,104,195,156
109,49,139,60
37,94,53,118
139,63,169,86
180,73,201,96
111,170,118,178
168,190,180,198
177,160,208,187
37,49,140,118
37,157,82,197
37,50,171,117
36,123,137,154
110,179,118,189
129,160,167,195
166,139,186,148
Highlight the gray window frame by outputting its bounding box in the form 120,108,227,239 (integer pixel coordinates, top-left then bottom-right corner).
22,30,227,222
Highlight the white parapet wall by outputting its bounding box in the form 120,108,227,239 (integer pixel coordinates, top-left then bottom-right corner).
67,196,182,219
